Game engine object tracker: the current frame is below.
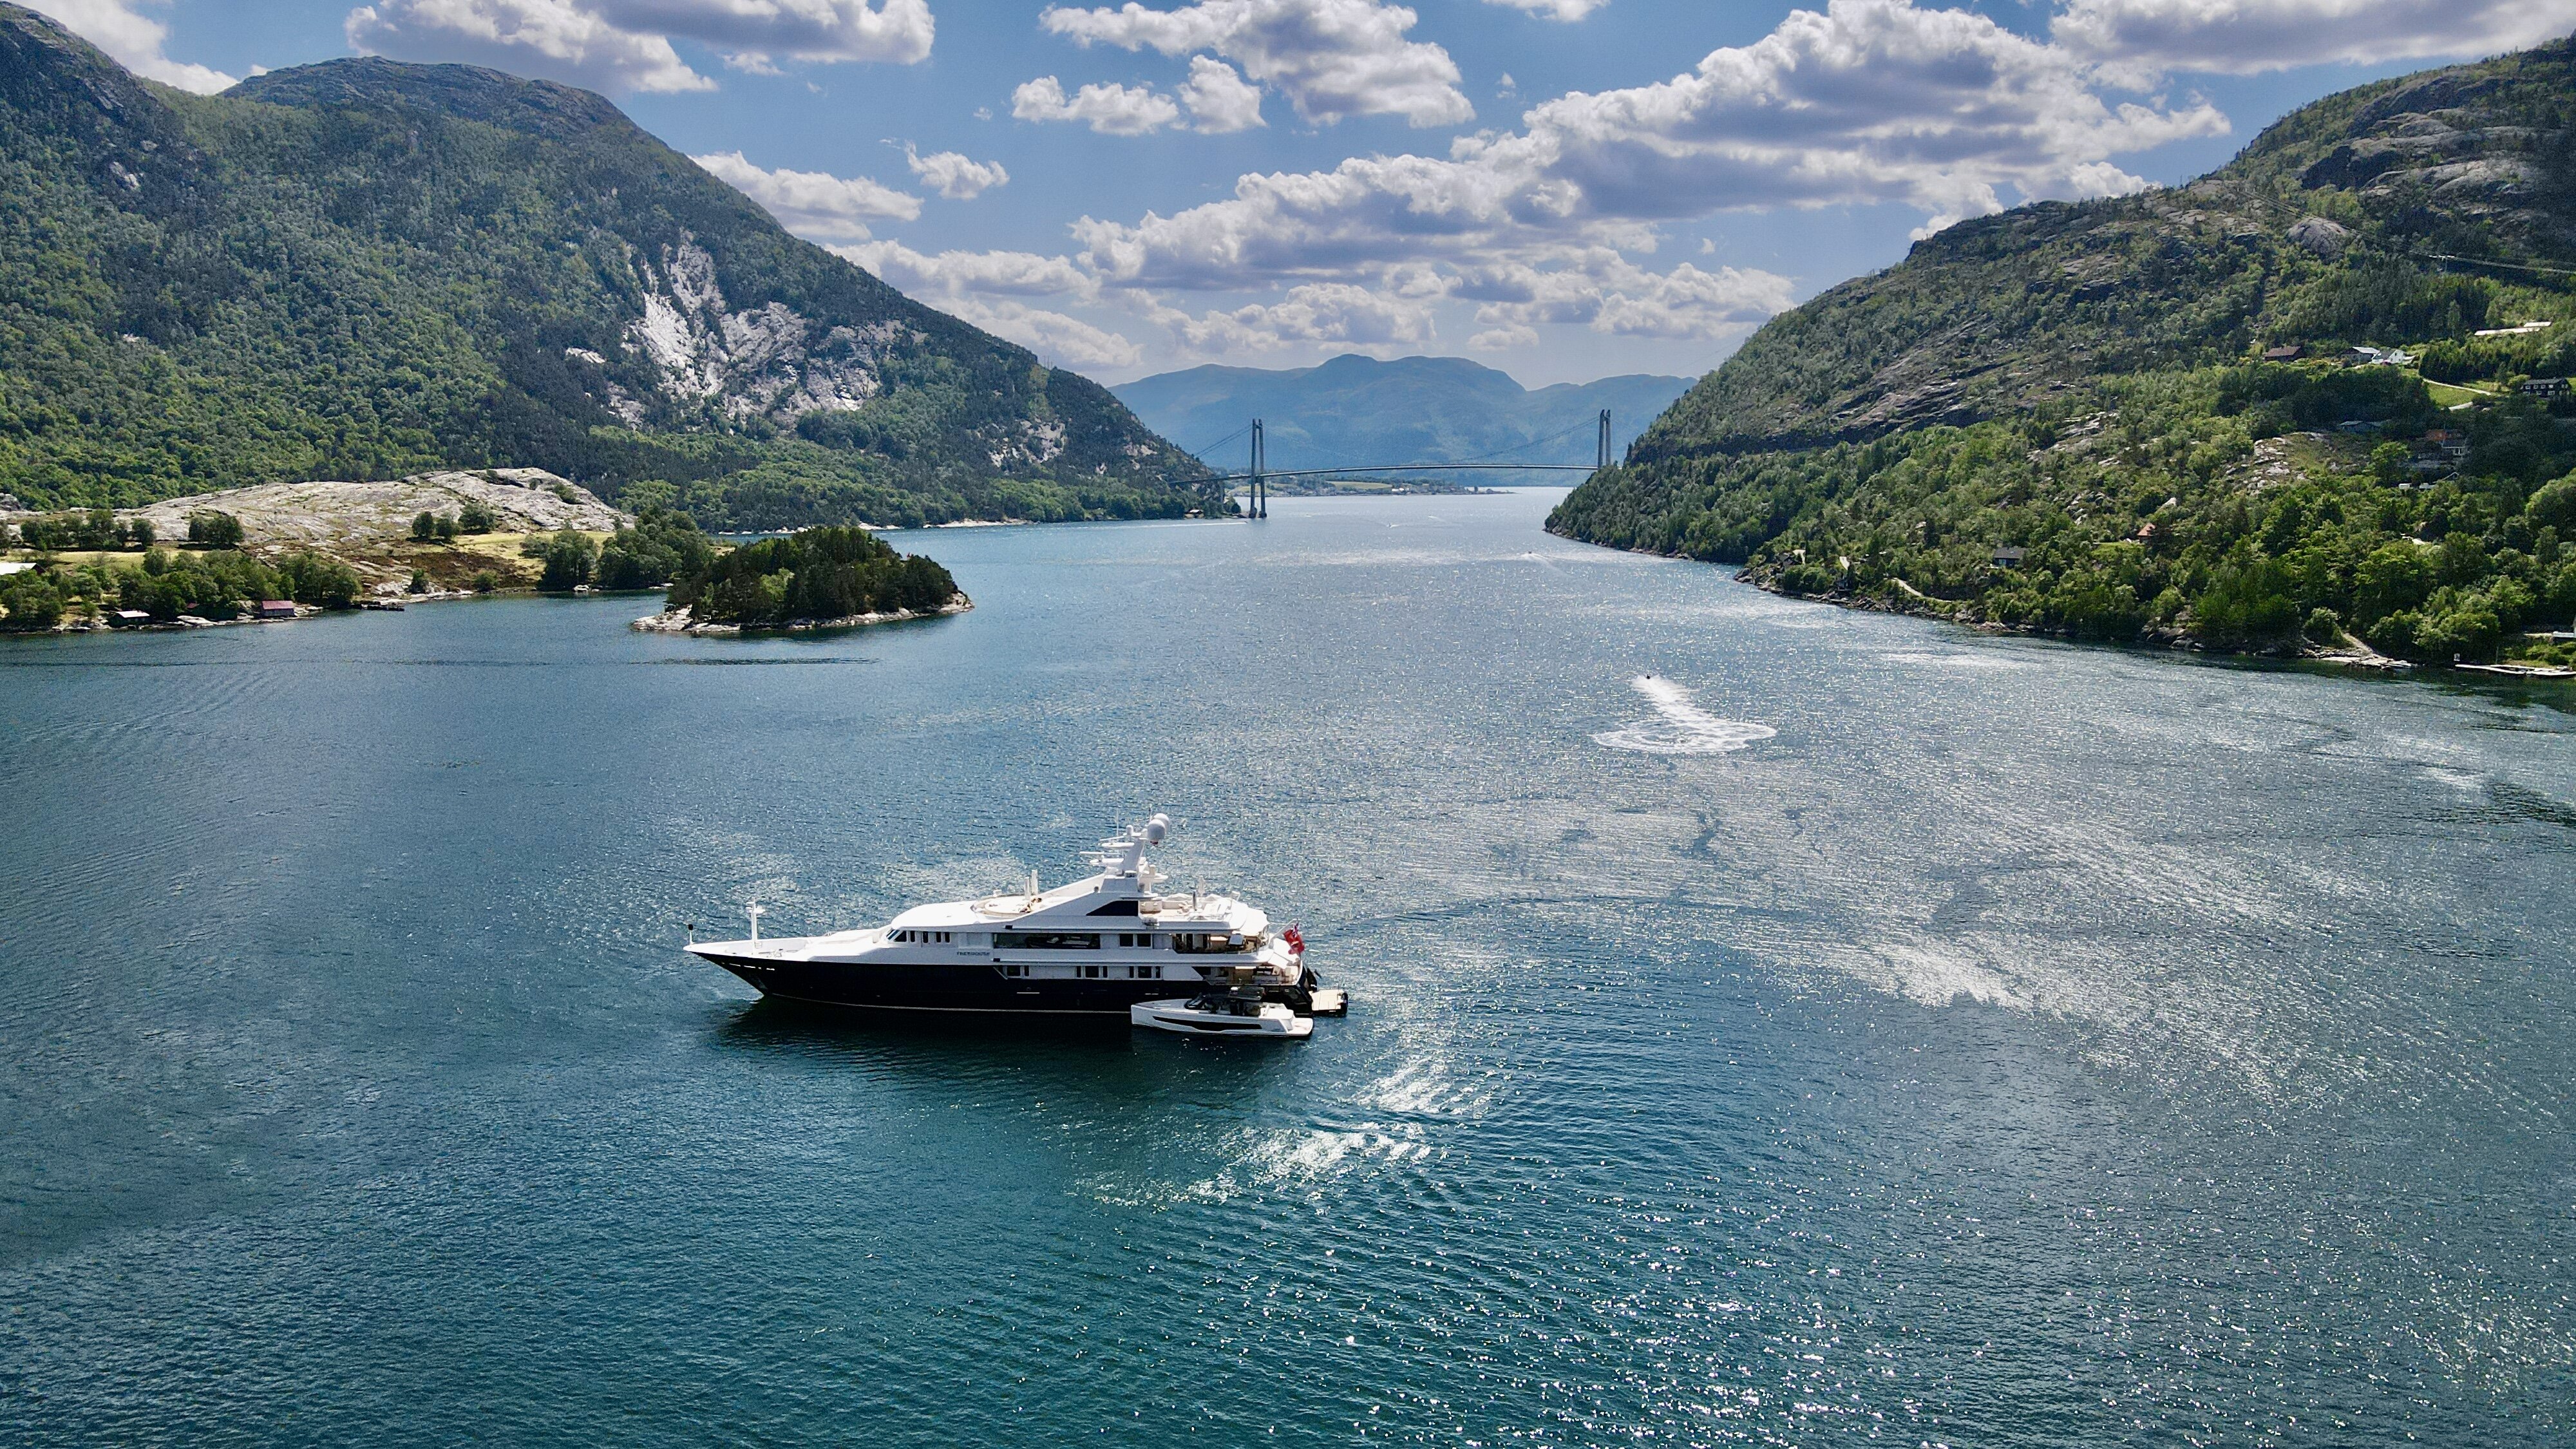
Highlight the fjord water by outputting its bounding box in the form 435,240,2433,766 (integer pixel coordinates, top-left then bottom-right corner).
5,491,2572,1444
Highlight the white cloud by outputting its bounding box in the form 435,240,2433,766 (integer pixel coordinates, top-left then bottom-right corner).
954,299,1146,369
348,0,715,91
1066,0,2230,294
903,144,1009,199
26,0,238,92
1455,252,1797,339
1146,281,1443,354
2052,0,2576,78
835,242,1141,366
1469,324,1537,350
345,0,933,94
1485,0,1611,19
832,241,1099,299
1012,74,1183,134
693,150,920,238
1040,0,1473,128
1179,55,1264,131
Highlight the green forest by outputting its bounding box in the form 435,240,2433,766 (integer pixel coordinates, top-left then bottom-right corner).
0,7,1217,527
668,526,962,627
1550,37,2576,664
0,543,359,629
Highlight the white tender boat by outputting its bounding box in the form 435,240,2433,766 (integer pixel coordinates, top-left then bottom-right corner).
685,814,1338,1023
1132,962,1316,1039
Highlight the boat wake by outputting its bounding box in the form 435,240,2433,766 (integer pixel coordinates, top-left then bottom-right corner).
1592,676,1776,755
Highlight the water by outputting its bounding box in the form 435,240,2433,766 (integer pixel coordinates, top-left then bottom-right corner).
4,490,2572,1444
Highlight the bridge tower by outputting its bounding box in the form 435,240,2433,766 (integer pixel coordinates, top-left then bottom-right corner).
1597,409,1613,471
1248,419,1267,518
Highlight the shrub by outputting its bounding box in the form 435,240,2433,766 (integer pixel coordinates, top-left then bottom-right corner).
188,510,244,547
471,570,497,593
457,501,498,534
278,553,361,609
535,531,597,592
0,572,67,630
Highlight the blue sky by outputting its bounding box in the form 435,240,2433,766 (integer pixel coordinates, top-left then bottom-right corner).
32,0,2576,385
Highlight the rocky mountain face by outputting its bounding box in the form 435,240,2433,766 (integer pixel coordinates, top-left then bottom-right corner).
1597,38,2573,474
0,8,1211,526
1549,37,2576,663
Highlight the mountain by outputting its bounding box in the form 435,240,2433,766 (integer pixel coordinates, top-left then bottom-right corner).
1112,355,1692,482
0,6,1212,527
1550,37,2576,665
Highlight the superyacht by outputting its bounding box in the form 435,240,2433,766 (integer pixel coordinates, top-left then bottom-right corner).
686,815,1342,1021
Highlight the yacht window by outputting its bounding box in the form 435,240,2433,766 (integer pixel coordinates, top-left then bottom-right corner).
994,931,1100,950
1080,963,1106,980
1000,963,1027,978
1128,964,1159,980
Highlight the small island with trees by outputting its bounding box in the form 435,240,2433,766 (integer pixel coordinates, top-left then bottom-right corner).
636,526,969,635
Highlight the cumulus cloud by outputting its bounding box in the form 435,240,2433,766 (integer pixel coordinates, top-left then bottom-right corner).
2052,0,2576,79
1066,0,2229,294
833,241,1099,299
1485,0,1610,19
950,298,1146,368
1145,281,1443,354
346,0,933,95
694,150,920,238
833,242,1139,367
1040,0,1474,128
28,0,238,91
903,144,1009,199
1179,55,1265,131
1012,74,1183,133
1454,252,1797,339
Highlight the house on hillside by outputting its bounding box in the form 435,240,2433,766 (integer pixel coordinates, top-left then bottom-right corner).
2262,345,2303,363
255,600,297,621
2519,377,2568,397
1991,547,2027,569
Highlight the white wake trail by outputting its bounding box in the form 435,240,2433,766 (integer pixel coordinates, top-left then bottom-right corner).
1592,676,1777,755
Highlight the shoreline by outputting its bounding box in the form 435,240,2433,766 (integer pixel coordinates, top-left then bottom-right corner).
1552,530,2567,684
630,595,974,636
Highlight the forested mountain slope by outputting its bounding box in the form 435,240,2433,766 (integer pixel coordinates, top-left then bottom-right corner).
0,6,1213,526
1551,37,2576,663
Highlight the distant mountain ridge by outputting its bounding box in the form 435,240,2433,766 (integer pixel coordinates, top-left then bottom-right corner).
0,6,1211,526
1112,355,1692,481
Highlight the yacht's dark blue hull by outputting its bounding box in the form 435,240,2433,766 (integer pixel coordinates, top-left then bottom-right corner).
696,952,1312,1018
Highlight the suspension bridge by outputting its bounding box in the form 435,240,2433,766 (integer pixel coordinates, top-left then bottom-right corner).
1184,410,1617,518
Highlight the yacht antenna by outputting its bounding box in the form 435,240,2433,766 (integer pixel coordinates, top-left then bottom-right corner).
685,920,696,945
746,902,764,942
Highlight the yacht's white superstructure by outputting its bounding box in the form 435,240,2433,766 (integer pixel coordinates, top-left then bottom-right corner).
686,816,1332,1019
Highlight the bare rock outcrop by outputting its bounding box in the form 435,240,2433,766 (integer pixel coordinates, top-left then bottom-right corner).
120,469,630,551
